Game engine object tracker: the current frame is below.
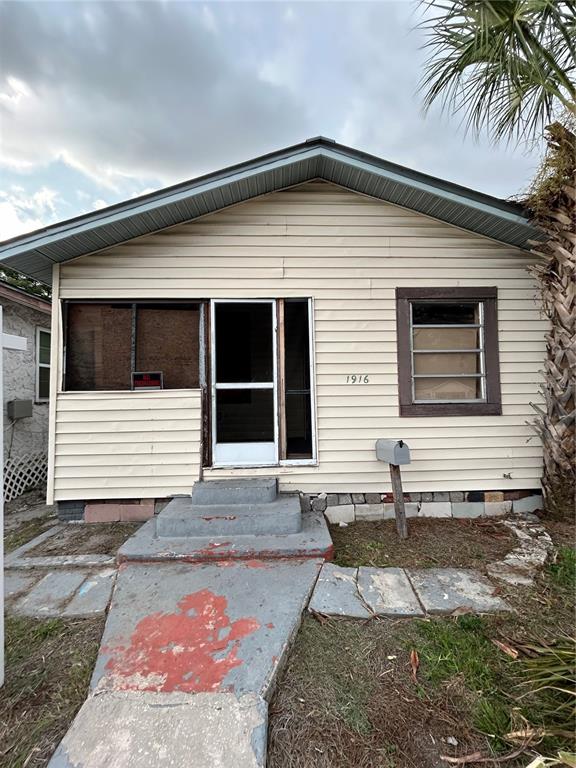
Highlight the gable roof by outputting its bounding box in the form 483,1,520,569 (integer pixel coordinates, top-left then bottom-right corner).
0,136,539,285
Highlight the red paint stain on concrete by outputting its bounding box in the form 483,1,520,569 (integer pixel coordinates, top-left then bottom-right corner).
103,589,259,693
266,622,275,629
244,559,270,569
196,541,233,558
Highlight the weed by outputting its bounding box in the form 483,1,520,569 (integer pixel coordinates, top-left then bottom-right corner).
548,547,576,592
516,636,576,740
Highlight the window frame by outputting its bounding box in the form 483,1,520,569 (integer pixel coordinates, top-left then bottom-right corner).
396,287,502,417
36,326,51,402
62,299,202,392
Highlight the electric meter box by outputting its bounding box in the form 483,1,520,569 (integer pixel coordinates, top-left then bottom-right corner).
7,399,33,420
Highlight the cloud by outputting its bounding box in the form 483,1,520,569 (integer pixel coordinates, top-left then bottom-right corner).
0,0,538,220
0,186,60,239
0,2,312,189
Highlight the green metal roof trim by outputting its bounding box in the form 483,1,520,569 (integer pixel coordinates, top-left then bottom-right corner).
0,137,539,285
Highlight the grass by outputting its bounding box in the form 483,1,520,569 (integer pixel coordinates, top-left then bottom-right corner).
4,517,55,553
286,618,377,735
412,615,513,750
269,532,576,768
268,614,489,768
414,614,497,689
0,615,104,768
548,547,576,591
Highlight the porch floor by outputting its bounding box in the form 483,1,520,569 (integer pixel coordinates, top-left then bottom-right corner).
117,508,334,564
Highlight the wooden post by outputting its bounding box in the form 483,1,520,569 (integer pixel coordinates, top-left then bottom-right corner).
389,463,408,540
277,299,286,461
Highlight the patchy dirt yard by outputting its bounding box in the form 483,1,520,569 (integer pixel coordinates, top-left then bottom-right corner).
269,527,576,768
4,488,58,553
331,517,517,571
26,522,142,557
0,616,104,768
5,516,57,553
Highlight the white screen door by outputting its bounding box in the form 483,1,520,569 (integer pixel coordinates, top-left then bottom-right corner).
211,300,278,466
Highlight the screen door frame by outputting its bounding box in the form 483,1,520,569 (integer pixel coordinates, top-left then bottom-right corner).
210,298,278,467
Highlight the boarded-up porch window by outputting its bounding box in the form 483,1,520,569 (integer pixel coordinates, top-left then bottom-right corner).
65,302,200,391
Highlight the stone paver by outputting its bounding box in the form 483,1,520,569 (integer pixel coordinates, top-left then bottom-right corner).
14,570,88,617
4,570,41,599
487,517,553,585
92,559,321,697
5,526,61,565
8,554,116,570
408,568,509,614
63,569,117,617
357,567,424,617
308,563,370,618
5,525,116,570
48,691,267,768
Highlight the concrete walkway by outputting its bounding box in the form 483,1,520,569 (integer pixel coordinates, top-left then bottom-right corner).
49,559,321,768
5,567,116,617
308,563,509,618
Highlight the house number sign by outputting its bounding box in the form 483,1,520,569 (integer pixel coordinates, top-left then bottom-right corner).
346,375,370,383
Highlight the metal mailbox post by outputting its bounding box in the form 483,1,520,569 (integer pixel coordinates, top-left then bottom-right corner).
375,439,411,540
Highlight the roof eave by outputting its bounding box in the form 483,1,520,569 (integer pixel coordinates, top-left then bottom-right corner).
0,138,540,285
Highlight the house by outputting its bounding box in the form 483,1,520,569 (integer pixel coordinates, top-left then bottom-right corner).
0,279,51,500
0,138,545,522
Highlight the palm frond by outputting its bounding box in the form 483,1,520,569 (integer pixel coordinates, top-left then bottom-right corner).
418,0,576,144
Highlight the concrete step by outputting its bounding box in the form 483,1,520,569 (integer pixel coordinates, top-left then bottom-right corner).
156,494,302,537
118,510,333,563
191,477,278,506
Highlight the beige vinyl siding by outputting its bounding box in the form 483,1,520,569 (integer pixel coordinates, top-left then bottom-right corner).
53,390,201,501
55,181,544,497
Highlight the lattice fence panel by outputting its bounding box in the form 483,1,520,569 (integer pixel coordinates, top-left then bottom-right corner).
4,452,48,502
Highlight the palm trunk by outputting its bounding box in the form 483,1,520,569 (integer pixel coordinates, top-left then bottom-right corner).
528,122,576,515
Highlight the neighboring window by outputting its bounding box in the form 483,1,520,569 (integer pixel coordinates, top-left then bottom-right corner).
396,288,501,416
36,328,51,401
64,302,200,391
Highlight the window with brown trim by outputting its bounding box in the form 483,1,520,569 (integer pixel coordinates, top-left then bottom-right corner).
396,288,502,416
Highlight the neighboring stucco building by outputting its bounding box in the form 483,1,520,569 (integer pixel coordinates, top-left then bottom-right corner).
0,280,51,499
0,139,545,519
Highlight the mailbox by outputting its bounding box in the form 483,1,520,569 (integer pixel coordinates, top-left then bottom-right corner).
375,439,411,466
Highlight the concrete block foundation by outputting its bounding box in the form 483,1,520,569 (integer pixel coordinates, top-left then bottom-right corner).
84,500,155,523
302,487,542,526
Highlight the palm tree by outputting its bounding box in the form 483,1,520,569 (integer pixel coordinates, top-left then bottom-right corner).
418,0,575,514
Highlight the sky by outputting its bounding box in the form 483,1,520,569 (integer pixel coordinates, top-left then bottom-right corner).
0,0,542,241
